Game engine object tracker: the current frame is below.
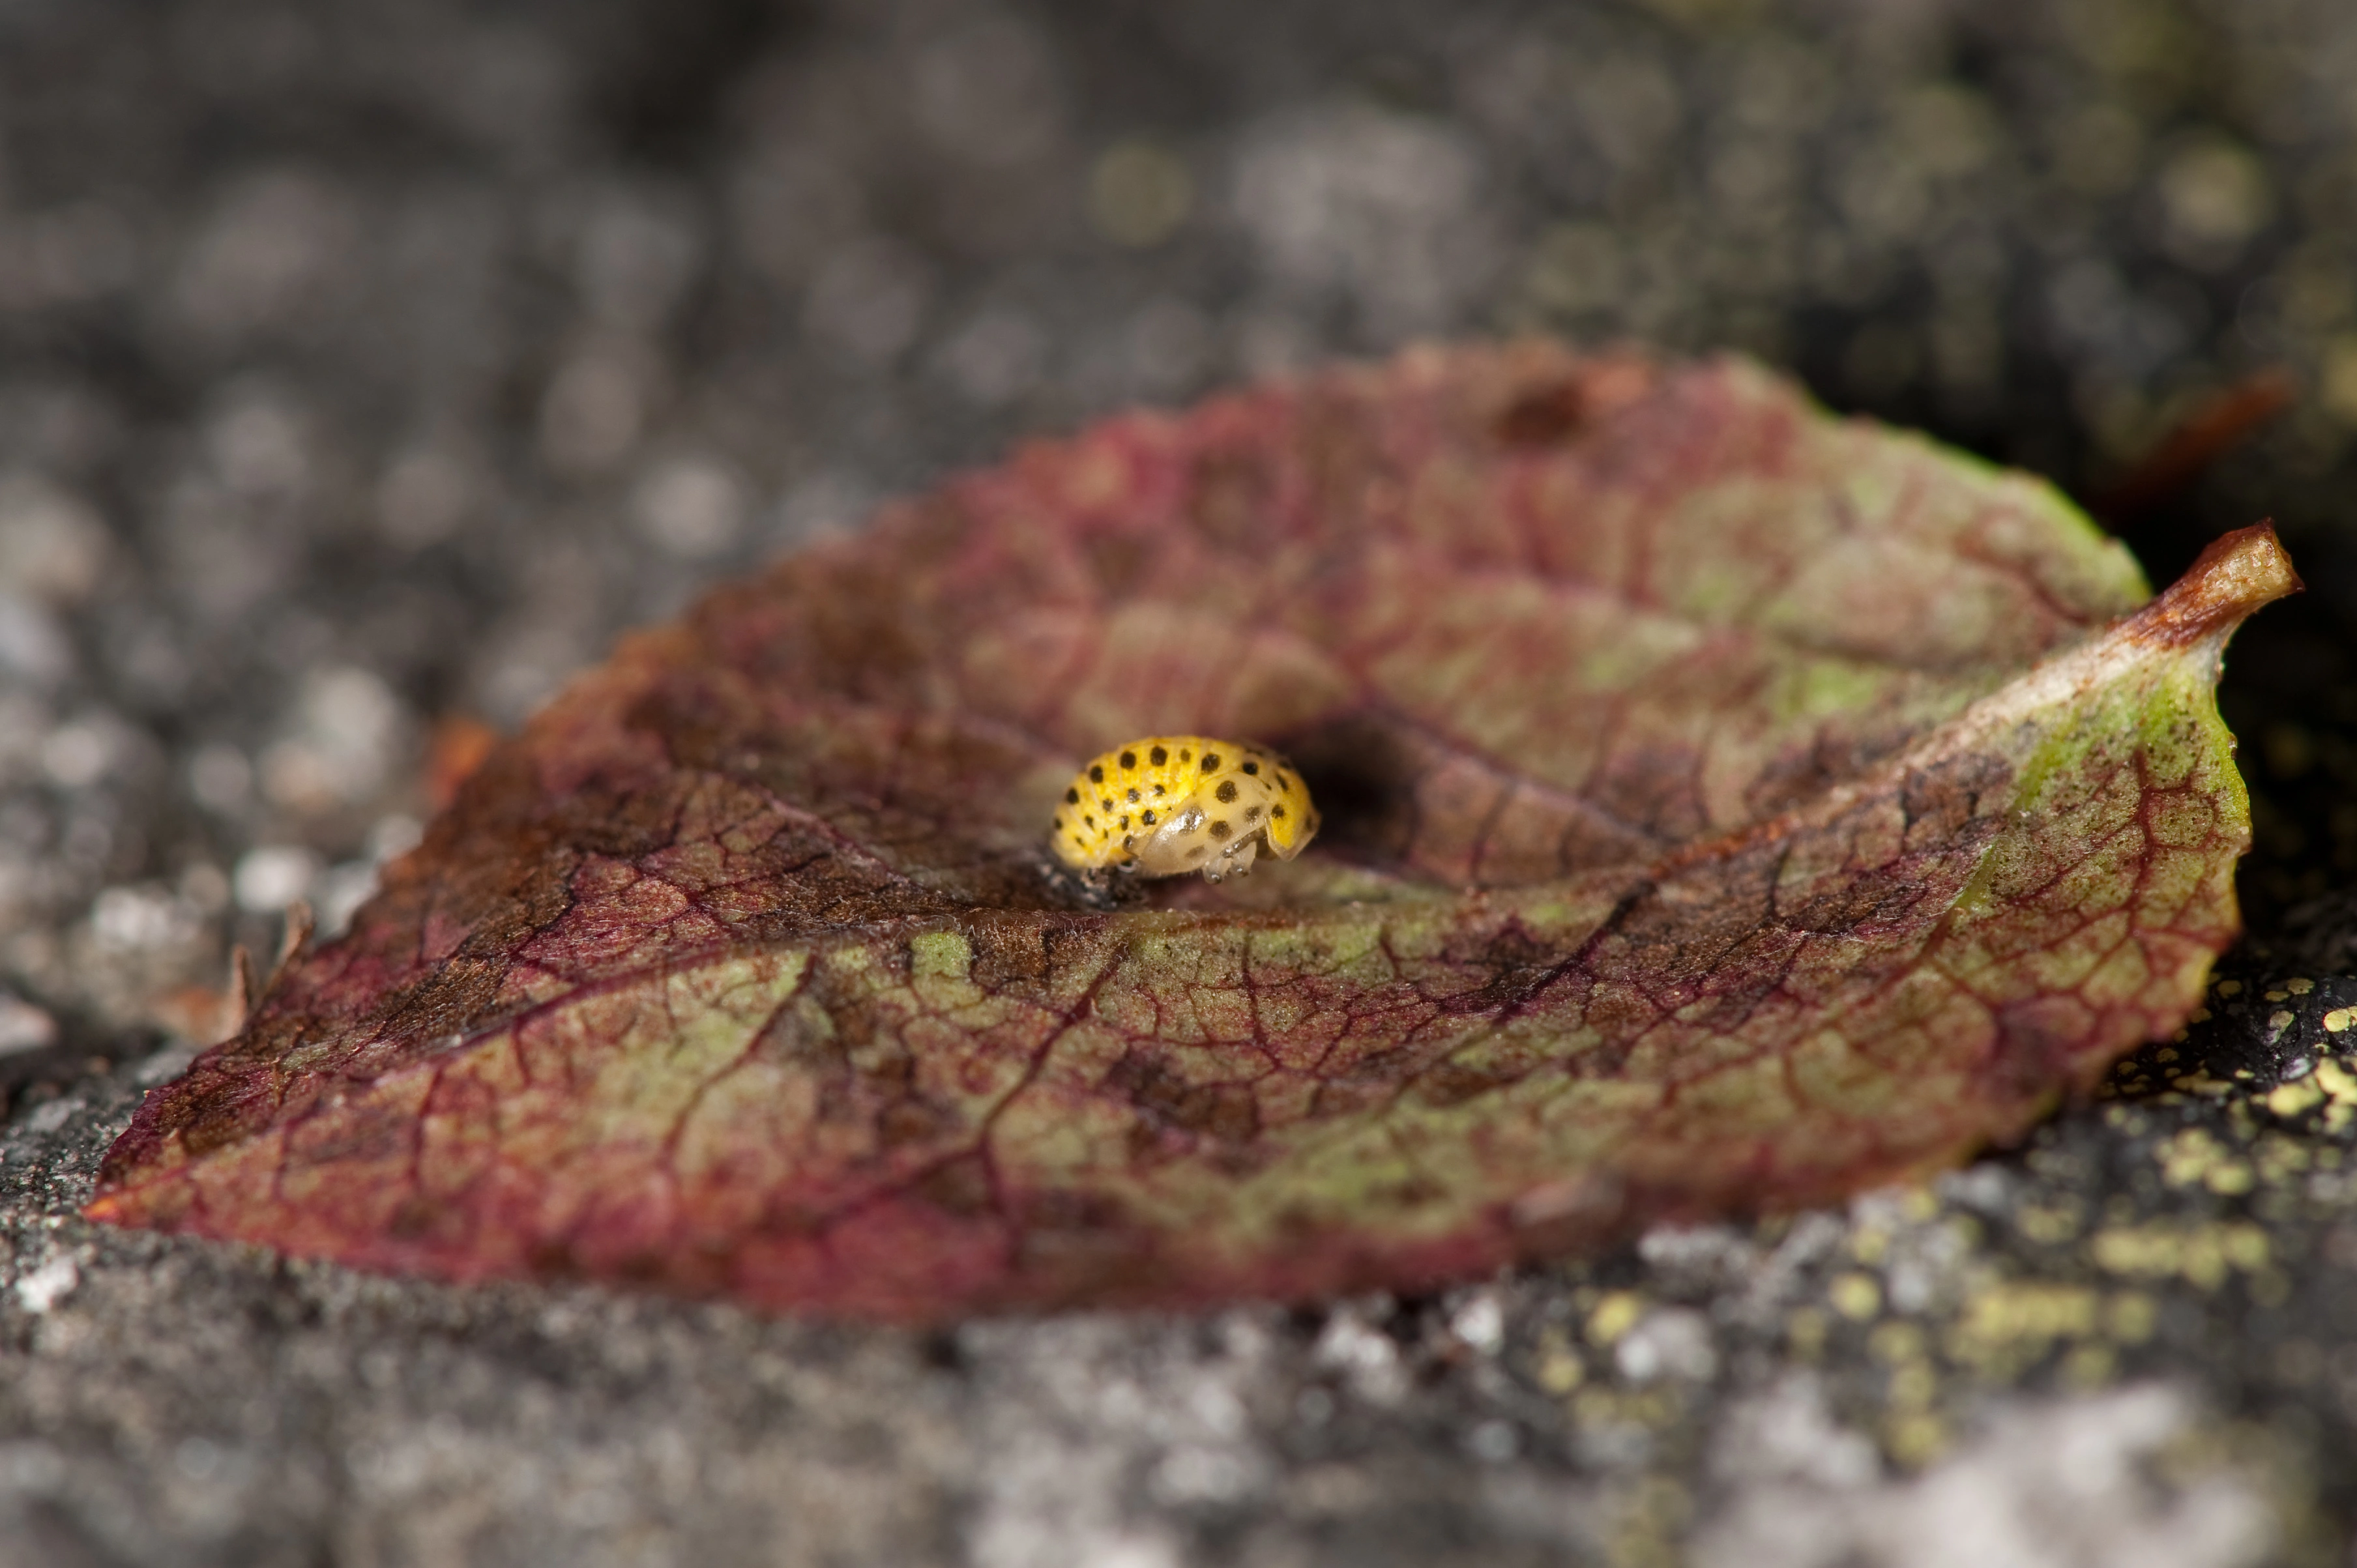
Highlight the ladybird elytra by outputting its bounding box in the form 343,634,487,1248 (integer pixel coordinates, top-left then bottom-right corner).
1048,735,1320,883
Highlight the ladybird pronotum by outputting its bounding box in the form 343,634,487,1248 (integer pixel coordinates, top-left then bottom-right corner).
1048,736,1321,883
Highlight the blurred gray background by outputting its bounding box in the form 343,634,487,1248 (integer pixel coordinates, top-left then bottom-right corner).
4,1,2357,1563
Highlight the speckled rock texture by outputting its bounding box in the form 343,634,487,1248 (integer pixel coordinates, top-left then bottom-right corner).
3,1,2356,1563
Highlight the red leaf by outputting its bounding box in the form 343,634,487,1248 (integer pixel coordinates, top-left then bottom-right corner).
87,344,2296,1318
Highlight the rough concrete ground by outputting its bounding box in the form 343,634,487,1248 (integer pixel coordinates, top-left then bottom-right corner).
5,0,2357,1562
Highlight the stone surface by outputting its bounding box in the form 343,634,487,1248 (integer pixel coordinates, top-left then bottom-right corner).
4,1,2356,1562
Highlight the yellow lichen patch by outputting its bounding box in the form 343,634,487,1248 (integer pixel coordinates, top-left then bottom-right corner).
1571,1385,1680,1432
1532,1329,1585,1394
1828,1271,1882,1320
1886,1359,1939,1414
2166,1066,2236,1098
2105,1290,2158,1343
1604,1474,1693,1568
2156,1126,2253,1194
2323,1008,2355,1034
2267,1077,2326,1118
1868,1319,1927,1365
2297,1056,2357,1133
2062,1344,2118,1388
2014,1199,2084,1245
2089,1221,2269,1290
1948,1281,2100,1374
1587,1290,1646,1347
2253,1133,2312,1184
1884,1412,1950,1468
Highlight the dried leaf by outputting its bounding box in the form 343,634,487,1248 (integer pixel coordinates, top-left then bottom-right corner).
88,345,2295,1318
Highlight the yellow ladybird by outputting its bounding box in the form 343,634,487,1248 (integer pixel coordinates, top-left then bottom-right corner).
1049,736,1320,883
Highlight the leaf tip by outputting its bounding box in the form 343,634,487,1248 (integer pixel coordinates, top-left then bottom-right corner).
2129,521,2301,646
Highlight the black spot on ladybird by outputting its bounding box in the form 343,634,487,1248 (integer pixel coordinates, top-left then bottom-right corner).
1066,787,1080,805
1272,805,1287,819
1152,784,1165,796
1089,764,1104,783
1208,819,1232,840
1189,846,1207,860
1149,746,1167,766
1119,815,1130,828
1202,752,1221,771
1242,760,1259,775
1127,788,1140,802
1119,749,1137,770
1276,773,1291,790
1085,815,1096,827
1244,806,1261,821
1141,810,1156,825
1178,749,1191,762
1215,779,1238,803
1102,798,1114,811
